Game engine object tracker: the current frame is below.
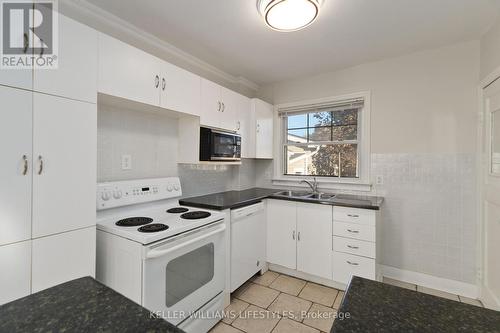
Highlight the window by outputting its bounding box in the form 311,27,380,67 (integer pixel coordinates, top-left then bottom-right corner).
278,94,369,182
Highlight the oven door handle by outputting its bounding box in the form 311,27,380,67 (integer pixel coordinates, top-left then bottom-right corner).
146,224,226,259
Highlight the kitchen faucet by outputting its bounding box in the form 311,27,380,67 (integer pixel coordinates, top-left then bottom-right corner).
300,177,319,194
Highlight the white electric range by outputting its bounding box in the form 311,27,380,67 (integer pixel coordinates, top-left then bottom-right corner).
96,177,226,333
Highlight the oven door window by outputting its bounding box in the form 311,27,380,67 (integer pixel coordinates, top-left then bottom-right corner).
212,134,236,157
165,243,215,307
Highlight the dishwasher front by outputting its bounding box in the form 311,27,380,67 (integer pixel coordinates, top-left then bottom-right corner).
230,201,266,292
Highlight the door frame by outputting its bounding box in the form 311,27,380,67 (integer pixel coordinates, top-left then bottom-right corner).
477,66,500,309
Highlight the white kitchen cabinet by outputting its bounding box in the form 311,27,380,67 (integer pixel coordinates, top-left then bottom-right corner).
99,33,162,106
253,99,274,159
0,86,32,246
238,95,254,158
32,226,96,292
332,251,376,284
296,203,332,279
266,199,297,269
200,78,224,129
0,241,31,305
34,12,98,103
160,61,201,116
219,87,239,131
32,94,96,238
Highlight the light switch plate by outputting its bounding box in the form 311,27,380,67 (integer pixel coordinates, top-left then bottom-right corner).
121,154,132,170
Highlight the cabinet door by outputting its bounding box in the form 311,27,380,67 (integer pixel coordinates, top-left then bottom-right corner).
200,78,221,128
254,99,274,159
34,12,98,103
32,227,96,292
160,62,201,116
0,86,32,246
98,33,161,106
238,95,255,158
297,203,333,279
266,200,297,269
0,12,32,90
220,87,239,131
0,241,31,305
32,94,96,238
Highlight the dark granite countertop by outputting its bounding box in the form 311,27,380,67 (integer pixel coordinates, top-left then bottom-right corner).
331,276,500,333
180,188,383,210
0,277,182,333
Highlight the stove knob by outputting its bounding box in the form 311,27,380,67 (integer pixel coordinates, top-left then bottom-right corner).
174,184,180,191
167,185,173,192
113,190,122,199
101,191,111,201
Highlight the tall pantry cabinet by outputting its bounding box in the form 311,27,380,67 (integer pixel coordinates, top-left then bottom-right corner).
0,11,97,305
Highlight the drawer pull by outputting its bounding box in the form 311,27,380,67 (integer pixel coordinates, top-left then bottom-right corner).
347,245,359,249
347,214,359,218
347,229,359,234
347,260,359,266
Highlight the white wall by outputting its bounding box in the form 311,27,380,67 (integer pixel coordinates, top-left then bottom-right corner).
481,17,500,81
259,41,480,285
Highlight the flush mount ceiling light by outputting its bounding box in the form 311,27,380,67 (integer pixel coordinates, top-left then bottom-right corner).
257,0,323,32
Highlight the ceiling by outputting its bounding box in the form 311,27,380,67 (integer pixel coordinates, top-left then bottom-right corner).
86,0,500,85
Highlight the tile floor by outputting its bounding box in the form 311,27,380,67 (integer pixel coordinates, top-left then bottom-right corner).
209,271,483,333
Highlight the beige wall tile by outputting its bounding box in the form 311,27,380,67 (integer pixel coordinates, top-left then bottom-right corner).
299,282,339,307
237,283,280,308
269,275,307,296
268,293,312,322
232,305,280,333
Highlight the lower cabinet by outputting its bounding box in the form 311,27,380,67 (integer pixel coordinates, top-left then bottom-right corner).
32,226,96,293
0,241,31,305
266,200,333,279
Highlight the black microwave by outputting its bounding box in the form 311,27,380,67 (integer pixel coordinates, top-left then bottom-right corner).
200,127,241,162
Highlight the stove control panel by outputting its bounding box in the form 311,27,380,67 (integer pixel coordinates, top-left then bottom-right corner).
96,177,182,210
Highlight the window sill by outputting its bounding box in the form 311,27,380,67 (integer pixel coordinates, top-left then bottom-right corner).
271,177,372,192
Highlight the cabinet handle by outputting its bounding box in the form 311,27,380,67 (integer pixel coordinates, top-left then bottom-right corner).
154,75,159,88
39,38,44,57
162,78,166,91
292,230,295,240
347,214,360,218
22,155,28,175
256,260,260,267
297,231,301,241
256,124,261,133
347,245,359,249
218,101,221,112
347,229,359,234
37,155,43,175
347,261,359,266
23,33,28,54
237,121,241,130
221,102,225,112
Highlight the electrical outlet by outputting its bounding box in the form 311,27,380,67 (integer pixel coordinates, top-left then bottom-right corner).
375,175,384,185
121,154,132,170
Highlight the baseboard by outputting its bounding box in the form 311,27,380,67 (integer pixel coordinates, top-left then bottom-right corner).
268,264,347,291
480,285,500,310
380,265,478,299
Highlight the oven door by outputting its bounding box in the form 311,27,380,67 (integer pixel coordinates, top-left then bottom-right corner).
142,221,226,325
211,130,241,161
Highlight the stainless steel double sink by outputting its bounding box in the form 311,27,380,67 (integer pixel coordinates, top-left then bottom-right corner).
273,190,336,201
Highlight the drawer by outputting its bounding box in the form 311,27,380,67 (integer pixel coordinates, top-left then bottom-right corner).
332,251,376,285
333,206,375,226
333,221,375,242
333,236,375,259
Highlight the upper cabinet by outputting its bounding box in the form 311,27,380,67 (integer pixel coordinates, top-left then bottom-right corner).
34,12,98,103
98,34,200,115
253,99,274,159
200,78,240,131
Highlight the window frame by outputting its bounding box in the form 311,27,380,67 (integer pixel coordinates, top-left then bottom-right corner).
273,91,371,191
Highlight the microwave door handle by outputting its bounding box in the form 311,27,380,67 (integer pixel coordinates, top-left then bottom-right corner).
146,224,226,259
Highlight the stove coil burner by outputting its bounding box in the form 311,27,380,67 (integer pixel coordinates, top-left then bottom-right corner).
167,207,189,214
138,223,169,233
180,211,211,220
116,217,153,227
